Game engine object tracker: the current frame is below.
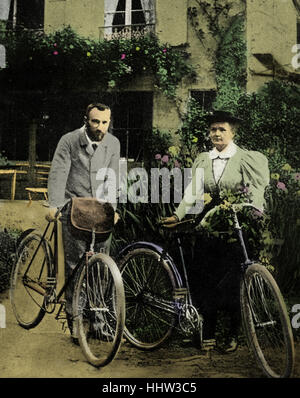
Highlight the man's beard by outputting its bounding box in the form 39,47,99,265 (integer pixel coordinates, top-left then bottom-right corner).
86,125,104,142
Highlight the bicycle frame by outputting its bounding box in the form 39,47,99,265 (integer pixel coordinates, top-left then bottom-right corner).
20,220,92,318
119,205,258,315
231,207,255,270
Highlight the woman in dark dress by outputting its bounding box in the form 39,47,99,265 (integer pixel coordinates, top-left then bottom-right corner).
162,110,270,351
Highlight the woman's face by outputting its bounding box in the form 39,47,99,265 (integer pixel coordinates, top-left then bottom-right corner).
209,122,235,151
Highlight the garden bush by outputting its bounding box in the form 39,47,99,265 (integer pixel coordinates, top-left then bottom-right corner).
0,229,20,293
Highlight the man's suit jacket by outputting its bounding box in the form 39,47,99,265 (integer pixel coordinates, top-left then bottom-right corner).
48,126,120,210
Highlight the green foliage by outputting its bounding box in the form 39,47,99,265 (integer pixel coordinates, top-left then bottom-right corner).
143,128,173,167
0,152,11,166
236,80,300,169
0,26,196,98
264,166,300,292
188,0,233,43
177,98,211,157
188,0,246,111
213,14,247,110
195,189,269,264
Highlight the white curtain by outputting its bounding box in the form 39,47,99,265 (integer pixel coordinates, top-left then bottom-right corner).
0,0,12,20
140,0,155,25
104,0,155,35
104,0,120,33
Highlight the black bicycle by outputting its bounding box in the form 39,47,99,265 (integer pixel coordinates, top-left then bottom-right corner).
10,200,125,367
118,203,295,378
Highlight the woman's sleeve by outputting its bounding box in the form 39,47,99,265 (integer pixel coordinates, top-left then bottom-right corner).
174,153,206,220
241,150,270,211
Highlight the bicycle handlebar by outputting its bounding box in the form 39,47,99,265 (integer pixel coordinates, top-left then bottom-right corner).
46,200,71,223
159,202,263,232
200,202,263,226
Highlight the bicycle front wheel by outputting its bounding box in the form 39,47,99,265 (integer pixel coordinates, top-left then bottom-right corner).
119,247,178,350
10,232,53,329
73,253,125,367
240,263,294,378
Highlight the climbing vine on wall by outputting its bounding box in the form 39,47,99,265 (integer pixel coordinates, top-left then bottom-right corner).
187,0,247,111
213,14,247,110
188,0,233,43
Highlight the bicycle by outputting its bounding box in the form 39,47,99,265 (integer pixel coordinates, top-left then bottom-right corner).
9,199,125,368
118,203,295,378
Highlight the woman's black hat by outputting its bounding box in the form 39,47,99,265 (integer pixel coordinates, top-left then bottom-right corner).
206,110,243,124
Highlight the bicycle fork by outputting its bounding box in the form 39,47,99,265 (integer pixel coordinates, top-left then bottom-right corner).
175,237,203,340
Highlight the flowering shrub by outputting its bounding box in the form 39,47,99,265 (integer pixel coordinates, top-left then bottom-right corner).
0,26,196,98
264,163,300,291
194,186,269,263
0,229,20,293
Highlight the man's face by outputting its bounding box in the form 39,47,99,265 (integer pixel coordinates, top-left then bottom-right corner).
86,107,111,142
209,122,235,151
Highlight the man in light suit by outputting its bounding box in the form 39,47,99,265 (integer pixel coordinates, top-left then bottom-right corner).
46,103,120,340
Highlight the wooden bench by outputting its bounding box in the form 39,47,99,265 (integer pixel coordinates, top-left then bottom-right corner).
0,169,27,200
25,187,48,205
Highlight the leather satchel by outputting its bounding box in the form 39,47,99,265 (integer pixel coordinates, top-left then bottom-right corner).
70,197,115,242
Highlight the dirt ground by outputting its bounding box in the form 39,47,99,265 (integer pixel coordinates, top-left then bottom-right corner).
1,290,300,384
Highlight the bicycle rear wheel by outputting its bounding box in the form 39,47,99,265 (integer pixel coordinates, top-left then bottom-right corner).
73,253,125,367
240,263,294,378
10,232,53,329
119,247,178,350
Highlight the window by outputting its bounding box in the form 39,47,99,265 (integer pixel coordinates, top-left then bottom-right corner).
7,0,44,30
111,91,153,161
190,90,216,111
103,0,155,40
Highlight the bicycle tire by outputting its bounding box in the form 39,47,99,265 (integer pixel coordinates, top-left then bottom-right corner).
240,263,295,378
10,232,54,329
73,253,125,367
119,247,178,350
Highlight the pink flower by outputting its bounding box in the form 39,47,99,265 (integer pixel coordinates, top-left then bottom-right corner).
163,48,167,53
277,181,287,191
53,51,58,55
121,53,126,60
155,154,161,160
161,155,169,164
53,43,57,47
